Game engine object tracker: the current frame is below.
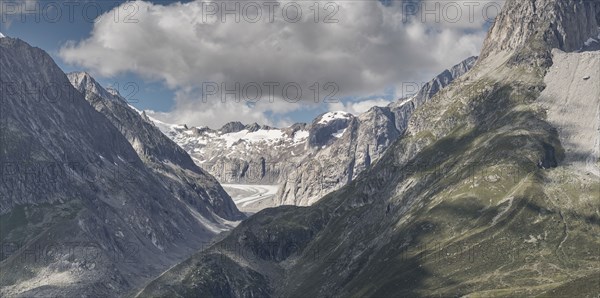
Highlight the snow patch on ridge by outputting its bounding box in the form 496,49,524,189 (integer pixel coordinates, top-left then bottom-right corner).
318,111,352,124
221,129,284,147
293,130,309,142
332,128,347,138
136,111,311,172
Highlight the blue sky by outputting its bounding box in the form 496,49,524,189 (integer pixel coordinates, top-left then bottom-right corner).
1,0,182,114
1,0,497,128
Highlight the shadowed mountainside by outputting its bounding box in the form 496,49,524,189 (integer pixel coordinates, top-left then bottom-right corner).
138,0,600,296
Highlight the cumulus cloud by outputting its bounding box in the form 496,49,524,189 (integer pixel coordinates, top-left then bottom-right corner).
146,87,301,128
328,98,393,115
59,0,501,127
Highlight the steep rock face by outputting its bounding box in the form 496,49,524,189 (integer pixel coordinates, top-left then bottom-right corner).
139,1,600,297
0,39,137,211
353,106,401,173
0,38,241,298
390,56,477,134
537,49,600,175
68,71,124,103
277,117,359,206
276,108,401,206
276,57,477,206
480,0,600,62
219,121,246,134
308,111,354,148
67,72,244,221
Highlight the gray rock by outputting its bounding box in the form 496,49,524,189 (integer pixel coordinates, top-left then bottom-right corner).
157,119,309,185
219,121,246,134
480,0,600,65
276,56,477,205
67,71,244,221
0,37,242,298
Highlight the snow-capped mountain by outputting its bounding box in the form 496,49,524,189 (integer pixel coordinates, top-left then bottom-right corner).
277,56,478,205
146,57,477,206
151,118,310,185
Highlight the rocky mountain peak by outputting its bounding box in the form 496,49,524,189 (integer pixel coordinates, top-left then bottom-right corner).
67,71,124,102
190,126,212,135
220,121,246,133
245,122,261,132
480,0,599,61
315,111,353,125
282,122,309,138
245,122,273,132
106,86,121,97
449,55,478,78
308,111,355,147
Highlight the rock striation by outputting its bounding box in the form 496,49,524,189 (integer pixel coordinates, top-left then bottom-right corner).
0,37,242,298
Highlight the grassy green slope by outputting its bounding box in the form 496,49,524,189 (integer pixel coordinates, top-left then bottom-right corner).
139,7,600,296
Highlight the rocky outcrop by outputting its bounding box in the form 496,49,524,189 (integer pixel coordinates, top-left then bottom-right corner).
67,72,244,221
276,57,477,206
308,111,354,148
389,56,477,134
68,71,124,103
219,121,246,134
480,0,600,64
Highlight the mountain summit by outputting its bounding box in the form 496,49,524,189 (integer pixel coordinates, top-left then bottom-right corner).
480,0,599,63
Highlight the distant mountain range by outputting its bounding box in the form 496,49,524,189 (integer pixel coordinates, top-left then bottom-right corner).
148,56,477,206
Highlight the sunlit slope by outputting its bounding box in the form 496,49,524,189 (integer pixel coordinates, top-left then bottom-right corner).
138,0,600,296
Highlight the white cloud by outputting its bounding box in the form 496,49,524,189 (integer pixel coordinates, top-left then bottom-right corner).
328,98,393,115
146,87,300,128
59,0,500,127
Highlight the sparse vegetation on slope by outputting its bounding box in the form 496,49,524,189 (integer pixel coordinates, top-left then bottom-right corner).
138,4,600,295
